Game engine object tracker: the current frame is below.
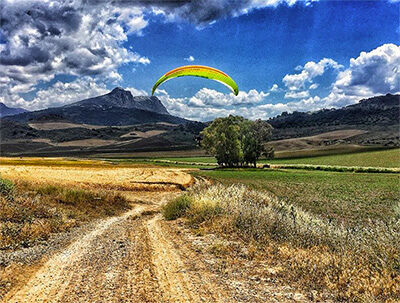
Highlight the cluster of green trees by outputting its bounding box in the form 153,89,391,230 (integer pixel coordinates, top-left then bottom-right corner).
200,115,274,167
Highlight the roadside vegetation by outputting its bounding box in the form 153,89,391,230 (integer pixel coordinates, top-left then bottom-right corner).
163,183,400,302
193,169,399,225
0,176,130,250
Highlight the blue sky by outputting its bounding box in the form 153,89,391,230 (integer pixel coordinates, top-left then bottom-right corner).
1,0,399,121
125,0,398,98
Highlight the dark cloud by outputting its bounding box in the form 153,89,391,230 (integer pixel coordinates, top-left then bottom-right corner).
0,0,150,103
170,0,253,25
0,46,50,66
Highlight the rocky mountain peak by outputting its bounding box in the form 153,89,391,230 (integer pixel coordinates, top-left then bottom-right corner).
62,87,169,115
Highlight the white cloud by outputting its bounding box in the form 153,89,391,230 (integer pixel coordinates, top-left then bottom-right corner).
3,77,109,110
0,0,150,107
188,88,269,107
270,84,280,92
322,43,400,108
283,58,343,90
309,83,319,90
156,87,325,121
126,87,148,96
184,56,195,62
284,90,310,99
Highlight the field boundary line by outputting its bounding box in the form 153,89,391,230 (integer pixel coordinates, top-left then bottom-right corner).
266,163,400,173
144,159,400,173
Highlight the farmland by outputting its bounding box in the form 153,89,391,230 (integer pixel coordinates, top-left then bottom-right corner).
1,148,399,302
147,147,400,168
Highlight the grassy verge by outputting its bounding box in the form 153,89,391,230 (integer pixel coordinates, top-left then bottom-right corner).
164,184,400,302
0,177,130,250
193,169,399,226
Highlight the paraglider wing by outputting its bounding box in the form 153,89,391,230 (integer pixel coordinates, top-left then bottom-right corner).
151,65,239,96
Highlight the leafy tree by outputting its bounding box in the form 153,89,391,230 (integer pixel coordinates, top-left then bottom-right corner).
201,115,273,167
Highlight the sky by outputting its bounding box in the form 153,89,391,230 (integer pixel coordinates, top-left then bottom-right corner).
0,0,399,121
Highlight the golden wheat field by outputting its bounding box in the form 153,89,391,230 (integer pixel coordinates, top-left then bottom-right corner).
0,157,193,191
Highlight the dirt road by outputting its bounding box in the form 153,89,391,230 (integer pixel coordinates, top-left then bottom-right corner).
2,184,235,303
1,166,307,303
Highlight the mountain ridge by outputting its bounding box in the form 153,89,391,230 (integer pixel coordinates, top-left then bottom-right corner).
64,87,170,115
5,88,186,126
0,103,28,118
1,92,399,156
268,93,399,129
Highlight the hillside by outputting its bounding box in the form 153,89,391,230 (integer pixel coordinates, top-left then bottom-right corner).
269,94,399,131
0,103,28,118
6,88,182,126
1,93,399,156
269,94,400,146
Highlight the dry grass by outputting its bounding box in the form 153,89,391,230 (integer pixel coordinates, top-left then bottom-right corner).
165,184,400,302
0,160,193,191
0,178,130,250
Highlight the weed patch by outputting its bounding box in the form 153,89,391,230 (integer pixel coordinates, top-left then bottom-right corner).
162,195,192,220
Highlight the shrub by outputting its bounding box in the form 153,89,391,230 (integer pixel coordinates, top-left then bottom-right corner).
0,177,14,199
162,195,192,220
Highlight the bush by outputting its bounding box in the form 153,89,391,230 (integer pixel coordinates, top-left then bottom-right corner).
162,195,192,220
0,177,14,198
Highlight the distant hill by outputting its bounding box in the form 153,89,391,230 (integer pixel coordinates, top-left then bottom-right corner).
1,92,399,156
268,94,400,146
0,103,28,118
268,94,399,129
7,87,186,126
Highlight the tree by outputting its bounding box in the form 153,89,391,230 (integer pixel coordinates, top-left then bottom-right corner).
201,115,244,166
201,115,273,167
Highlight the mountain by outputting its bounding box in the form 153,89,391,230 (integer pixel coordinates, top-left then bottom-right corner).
6,87,186,126
65,87,169,115
1,93,398,156
0,103,28,118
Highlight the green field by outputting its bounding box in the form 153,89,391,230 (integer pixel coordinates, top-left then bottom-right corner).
104,148,400,225
267,148,400,167
192,168,400,226
154,148,400,168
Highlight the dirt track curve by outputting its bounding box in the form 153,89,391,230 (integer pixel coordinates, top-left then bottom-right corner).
2,167,308,303
2,186,234,303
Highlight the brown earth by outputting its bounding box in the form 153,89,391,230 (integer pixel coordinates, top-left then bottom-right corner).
28,122,105,130
270,129,367,151
0,164,309,303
